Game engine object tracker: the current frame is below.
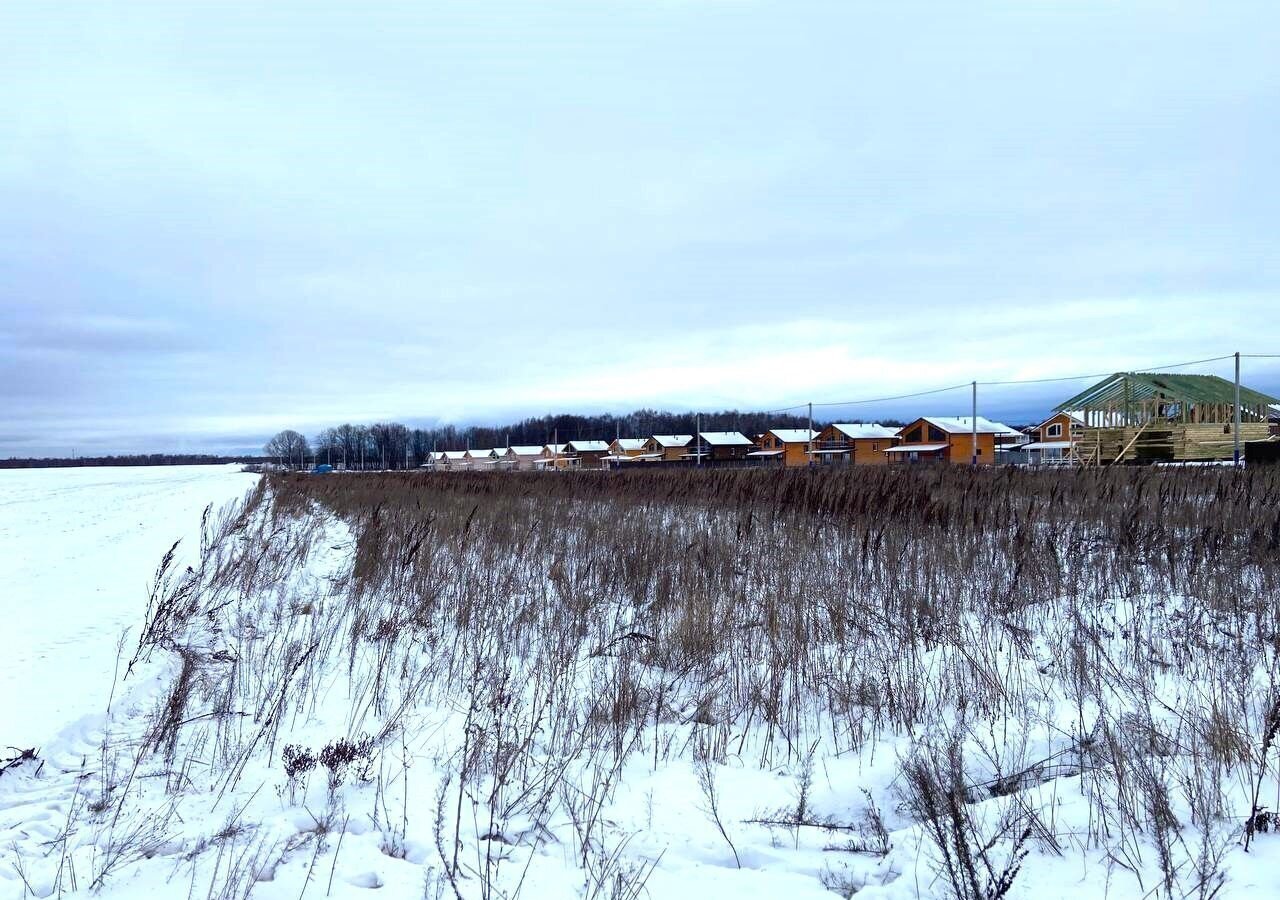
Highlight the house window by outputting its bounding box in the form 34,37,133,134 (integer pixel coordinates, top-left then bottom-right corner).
927,426,946,443
904,426,923,443
1046,423,1063,438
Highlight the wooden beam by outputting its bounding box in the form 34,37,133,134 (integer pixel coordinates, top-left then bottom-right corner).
1108,421,1151,467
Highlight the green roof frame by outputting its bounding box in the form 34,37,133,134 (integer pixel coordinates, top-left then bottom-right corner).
1055,372,1278,415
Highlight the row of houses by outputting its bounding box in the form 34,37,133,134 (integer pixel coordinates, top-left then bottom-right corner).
420,373,1280,471
422,417,1033,471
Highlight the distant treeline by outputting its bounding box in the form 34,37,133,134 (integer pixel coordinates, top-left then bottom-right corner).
277,408,905,469
0,453,261,470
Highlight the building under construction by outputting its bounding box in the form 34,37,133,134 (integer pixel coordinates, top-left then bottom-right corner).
1056,372,1278,464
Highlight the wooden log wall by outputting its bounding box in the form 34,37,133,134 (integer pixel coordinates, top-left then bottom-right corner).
1082,423,1271,463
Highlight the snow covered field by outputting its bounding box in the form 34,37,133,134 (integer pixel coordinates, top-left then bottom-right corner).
1,466,1278,900
0,465,258,747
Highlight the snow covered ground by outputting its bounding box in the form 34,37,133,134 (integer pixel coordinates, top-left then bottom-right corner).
1,467,1277,900
0,465,258,747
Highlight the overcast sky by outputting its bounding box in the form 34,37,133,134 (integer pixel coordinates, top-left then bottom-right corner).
3,1,1278,455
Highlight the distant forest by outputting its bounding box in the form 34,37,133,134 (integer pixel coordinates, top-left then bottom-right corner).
286,408,849,469
280,407,914,469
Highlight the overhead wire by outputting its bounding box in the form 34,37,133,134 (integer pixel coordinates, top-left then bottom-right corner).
811,382,971,408
976,354,1235,387
794,353,1245,411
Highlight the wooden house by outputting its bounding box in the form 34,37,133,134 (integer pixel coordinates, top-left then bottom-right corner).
698,431,754,462
1056,372,1279,464
749,429,818,467
564,440,611,469
885,417,1001,465
604,438,658,465
465,449,497,470
813,423,899,465
502,446,544,471
609,438,648,458
440,450,468,470
1021,412,1084,465
536,444,571,470
642,435,693,461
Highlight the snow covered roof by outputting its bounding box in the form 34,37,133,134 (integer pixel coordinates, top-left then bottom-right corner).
883,443,949,453
915,416,1010,435
566,440,610,452
506,446,543,456
612,438,648,451
746,449,784,457
443,451,467,460
767,429,818,443
830,423,898,440
699,431,753,446
955,416,1022,436
543,444,567,453
650,434,693,448
466,449,495,459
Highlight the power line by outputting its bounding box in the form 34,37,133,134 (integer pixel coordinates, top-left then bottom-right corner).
802,353,1240,411
812,382,971,409
976,354,1236,387
759,403,810,415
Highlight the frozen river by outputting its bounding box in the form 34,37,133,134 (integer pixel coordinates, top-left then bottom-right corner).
0,464,257,748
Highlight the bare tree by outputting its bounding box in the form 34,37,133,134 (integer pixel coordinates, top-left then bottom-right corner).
263,430,310,469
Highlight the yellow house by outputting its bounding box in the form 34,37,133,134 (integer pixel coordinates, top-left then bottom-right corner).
536,444,571,470
813,423,899,465
642,435,694,461
885,417,1000,465
750,429,818,467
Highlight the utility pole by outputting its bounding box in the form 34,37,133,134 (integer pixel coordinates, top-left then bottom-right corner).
696,413,701,466
807,402,814,467
1234,351,1242,467
971,381,978,466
